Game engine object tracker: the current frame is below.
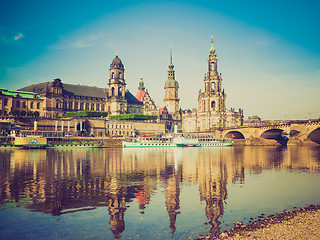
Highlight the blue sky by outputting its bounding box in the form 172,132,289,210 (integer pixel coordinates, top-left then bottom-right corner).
1,0,319,120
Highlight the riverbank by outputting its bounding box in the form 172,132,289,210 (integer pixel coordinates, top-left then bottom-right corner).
196,204,320,240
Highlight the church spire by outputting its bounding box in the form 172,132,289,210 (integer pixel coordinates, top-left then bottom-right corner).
138,77,145,91
210,35,215,54
169,48,174,69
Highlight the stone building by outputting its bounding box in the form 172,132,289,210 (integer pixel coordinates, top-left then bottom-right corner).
135,78,158,115
0,88,43,117
182,38,243,132
18,54,142,118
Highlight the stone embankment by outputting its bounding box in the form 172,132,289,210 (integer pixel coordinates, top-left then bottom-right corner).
103,138,123,147
196,205,320,240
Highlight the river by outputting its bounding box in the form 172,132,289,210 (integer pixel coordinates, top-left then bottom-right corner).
0,146,320,239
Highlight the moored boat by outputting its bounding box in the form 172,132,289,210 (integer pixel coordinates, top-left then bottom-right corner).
13,136,48,149
122,135,232,148
173,135,200,147
197,136,233,147
122,136,176,148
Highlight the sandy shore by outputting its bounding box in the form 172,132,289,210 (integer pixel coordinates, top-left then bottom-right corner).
196,205,320,240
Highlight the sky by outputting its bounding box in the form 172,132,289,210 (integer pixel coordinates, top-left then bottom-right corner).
0,0,319,120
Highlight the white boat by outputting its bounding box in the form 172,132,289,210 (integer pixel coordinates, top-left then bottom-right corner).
122,136,176,148
173,135,200,147
122,135,232,148
197,136,233,147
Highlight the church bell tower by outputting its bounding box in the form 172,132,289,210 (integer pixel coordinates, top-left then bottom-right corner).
199,37,226,114
164,49,180,115
108,53,127,115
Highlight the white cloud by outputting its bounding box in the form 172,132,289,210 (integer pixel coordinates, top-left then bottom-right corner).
71,39,93,48
14,33,24,41
52,33,106,49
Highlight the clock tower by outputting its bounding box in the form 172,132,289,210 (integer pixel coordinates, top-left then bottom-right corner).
164,49,180,115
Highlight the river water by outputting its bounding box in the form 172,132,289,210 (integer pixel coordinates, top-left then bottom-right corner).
0,146,320,239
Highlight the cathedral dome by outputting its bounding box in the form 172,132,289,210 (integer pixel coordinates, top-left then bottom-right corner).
110,54,124,69
165,79,179,88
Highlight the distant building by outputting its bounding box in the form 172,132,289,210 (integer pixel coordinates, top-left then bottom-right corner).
18,54,142,118
0,88,43,117
135,78,158,115
182,38,243,132
159,50,182,132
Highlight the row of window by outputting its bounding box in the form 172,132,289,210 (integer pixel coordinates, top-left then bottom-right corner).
108,124,133,129
15,100,40,109
108,130,133,137
56,101,105,111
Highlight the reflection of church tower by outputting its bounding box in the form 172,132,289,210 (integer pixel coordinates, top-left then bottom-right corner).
164,49,180,115
108,53,127,115
107,179,127,240
165,164,182,238
198,153,227,237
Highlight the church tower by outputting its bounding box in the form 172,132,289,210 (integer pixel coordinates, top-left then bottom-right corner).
199,37,226,115
107,53,127,115
164,49,180,115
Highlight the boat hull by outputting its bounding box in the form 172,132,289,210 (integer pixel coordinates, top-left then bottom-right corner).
123,142,176,148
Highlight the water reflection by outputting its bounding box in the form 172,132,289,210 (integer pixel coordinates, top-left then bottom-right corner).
0,146,320,239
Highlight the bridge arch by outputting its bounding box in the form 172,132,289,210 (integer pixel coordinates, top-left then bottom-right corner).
224,131,245,139
307,127,320,144
260,128,286,139
260,128,289,145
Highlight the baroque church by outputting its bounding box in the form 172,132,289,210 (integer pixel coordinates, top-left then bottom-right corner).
182,38,243,132
19,53,143,118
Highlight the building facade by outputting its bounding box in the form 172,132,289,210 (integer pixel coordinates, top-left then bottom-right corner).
135,78,158,115
18,54,142,118
0,88,44,117
182,38,243,132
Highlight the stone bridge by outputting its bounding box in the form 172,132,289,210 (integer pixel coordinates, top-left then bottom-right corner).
218,120,320,145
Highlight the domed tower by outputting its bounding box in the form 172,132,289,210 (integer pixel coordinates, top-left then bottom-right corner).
199,37,226,114
108,53,127,115
164,49,180,114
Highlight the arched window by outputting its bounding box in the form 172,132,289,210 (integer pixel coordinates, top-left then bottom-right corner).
91,103,94,110
211,62,215,71
112,72,114,79
211,82,215,92
211,101,215,110
111,87,115,96
85,103,89,110
119,72,122,79
97,104,100,111
118,87,122,97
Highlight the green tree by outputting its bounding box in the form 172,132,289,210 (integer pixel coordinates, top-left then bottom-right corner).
27,111,34,117
13,110,20,116
20,110,26,117
34,111,40,118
